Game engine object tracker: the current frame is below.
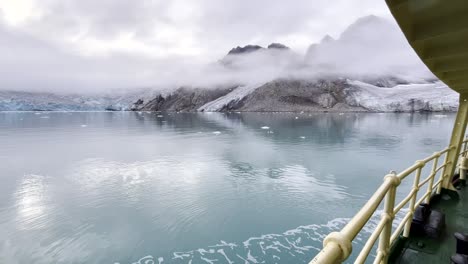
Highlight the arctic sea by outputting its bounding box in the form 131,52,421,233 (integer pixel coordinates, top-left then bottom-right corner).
0,112,455,263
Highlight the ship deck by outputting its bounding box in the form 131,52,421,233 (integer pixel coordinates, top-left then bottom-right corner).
391,184,468,263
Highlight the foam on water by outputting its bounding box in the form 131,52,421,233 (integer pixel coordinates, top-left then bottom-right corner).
128,208,407,264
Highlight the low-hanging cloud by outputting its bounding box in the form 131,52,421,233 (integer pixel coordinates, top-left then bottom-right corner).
0,1,432,95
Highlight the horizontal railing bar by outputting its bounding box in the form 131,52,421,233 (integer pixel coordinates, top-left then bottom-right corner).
390,213,412,243
433,177,444,188
397,163,423,180
418,175,433,188
354,218,389,264
393,189,416,214
421,154,439,163
416,192,431,207
311,241,342,264
421,149,449,163
398,151,451,180
372,251,384,264
417,163,445,188
440,147,453,154
435,163,448,173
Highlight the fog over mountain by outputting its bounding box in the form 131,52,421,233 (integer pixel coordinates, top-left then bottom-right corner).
131,16,456,113
0,0,392,94
0,4,458,111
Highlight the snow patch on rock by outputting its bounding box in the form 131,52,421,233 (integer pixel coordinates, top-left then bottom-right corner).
198,83,264,112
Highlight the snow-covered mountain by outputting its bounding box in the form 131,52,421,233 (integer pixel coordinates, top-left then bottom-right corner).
133,15,458,112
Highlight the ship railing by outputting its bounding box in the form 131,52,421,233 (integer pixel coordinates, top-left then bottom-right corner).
310,138,468,264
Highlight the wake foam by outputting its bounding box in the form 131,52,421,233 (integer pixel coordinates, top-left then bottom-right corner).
128,209,406,264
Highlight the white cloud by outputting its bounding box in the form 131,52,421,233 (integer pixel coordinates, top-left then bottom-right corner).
0,0,416,94
0,0,41,26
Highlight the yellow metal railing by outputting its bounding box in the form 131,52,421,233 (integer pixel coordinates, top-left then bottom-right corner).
310,139,468,264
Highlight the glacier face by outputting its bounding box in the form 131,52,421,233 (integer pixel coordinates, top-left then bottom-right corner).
0,90,156,111
347,81,458,112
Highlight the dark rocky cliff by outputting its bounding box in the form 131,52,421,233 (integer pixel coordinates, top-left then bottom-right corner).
133,86,235,112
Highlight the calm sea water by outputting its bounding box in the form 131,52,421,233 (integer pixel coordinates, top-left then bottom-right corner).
0,112,456,264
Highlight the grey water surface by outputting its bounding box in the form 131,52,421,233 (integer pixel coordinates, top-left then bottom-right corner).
0,112,456,264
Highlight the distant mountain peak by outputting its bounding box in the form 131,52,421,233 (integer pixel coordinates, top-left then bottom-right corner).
227,43,290,56
227,45,263,55
267,43,289,50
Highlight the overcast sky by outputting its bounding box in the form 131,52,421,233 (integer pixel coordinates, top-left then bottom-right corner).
0,0,394,93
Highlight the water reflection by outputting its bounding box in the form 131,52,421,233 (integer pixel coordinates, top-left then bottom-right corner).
0,112,457,264
15,174,50,231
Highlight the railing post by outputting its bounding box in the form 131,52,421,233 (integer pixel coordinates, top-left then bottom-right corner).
426,153,440,203
403,161,424,237
461,137,468,181
459,156,468,181
441,94,468,190
377,173,399,263
437,153,450,195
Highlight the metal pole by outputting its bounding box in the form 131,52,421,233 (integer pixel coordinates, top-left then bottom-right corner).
377,182,396,263
441,94,468,190
403,163,423,237
426,153,439,203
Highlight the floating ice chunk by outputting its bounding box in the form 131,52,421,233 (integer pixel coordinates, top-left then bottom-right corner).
40,116,50,119
81,124,87,127
295,117,299,119
261,126,270,130
34,112,41,115
213,131,221,135
339,113,344,115
137,111,143,114
300,136,306,139
157,115,164,118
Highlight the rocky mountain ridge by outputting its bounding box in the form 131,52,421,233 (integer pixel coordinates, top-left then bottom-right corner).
132,79,457,113
227,43,290,55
